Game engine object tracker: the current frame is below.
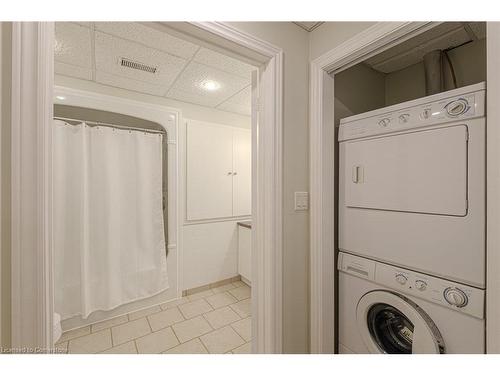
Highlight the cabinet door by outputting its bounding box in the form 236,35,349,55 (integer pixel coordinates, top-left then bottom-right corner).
186,121,234,220
233,128,252,216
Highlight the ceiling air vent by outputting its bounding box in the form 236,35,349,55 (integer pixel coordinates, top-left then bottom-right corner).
119,57,158,74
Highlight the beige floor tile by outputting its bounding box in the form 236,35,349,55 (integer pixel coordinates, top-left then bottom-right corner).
203,306,241,330
205,292,238,309
111,318,151,346
54,340,68,354
58,325,91,343
230,299,251,318
231,317,251,341
179,298,213,319
163,338,208,354
228,285,251,301
160,297,190,310
68,329,112,354
200,326,245,354
135,327,179,354
232,342,252,354
128,305,162,321
231,281,245,288
172,316,213,343
148,307,185,331
91,315,129,333
100,341,137,354
187,289,214,301
211,283,236,294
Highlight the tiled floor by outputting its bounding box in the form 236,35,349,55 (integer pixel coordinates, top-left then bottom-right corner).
55,281,252,354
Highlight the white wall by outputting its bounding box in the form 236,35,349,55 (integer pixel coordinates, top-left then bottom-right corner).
227,22,310,353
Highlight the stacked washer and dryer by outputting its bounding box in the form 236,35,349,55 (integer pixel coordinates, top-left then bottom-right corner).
337,82,486,354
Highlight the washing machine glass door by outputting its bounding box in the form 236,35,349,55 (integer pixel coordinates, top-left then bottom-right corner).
356,290,445,354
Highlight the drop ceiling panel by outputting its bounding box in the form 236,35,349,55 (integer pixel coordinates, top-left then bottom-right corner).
193,47,255,78
55,22,92,68
217,85,252,116
55,61,93,81
95,22,199,60
168,62,250,105
54,22,252,117
95,71,169,96
167,87,223,107
217,102,251,116
94,31,188,86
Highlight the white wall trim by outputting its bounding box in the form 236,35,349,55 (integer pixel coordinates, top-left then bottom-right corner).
309,21,439,354
486,22,500,354
189,22,284,353
12,21,284,354
11,22,54,351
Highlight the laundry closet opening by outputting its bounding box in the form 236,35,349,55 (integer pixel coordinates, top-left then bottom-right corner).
333,22,487,354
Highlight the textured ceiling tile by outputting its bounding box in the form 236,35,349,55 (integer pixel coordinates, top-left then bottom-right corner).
55,61,93,81
169,62,250,105
95,71,169,96
95,22,199,59
193,47,255,78
94,31,188,86
167,87,222,107
55,22,92,68
223,85,251,106
217,101,251,116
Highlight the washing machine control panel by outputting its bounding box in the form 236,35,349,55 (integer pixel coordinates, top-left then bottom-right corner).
338,84,485,142
338,252,485,319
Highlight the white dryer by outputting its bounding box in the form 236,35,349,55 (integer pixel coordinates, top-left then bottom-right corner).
338,82,485,288
338,252,485,354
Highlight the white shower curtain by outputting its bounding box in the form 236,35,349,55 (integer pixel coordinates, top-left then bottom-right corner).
54,120,168,320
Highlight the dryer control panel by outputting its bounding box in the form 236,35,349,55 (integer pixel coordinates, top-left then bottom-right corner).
338,252,485,319
338,82,485,142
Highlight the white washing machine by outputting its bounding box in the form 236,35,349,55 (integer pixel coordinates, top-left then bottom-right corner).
338,252,485,354
338,82,486,288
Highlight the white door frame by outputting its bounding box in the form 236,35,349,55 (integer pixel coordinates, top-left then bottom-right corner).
11,21,283,354
309,21,448,354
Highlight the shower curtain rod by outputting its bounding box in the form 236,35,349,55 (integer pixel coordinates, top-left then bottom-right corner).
54,116,166,135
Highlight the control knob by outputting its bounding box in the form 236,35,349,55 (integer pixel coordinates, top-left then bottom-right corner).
415,280,427,291
398,113,410,124
445,98,469,117
395,273,408,285
443,287,468,308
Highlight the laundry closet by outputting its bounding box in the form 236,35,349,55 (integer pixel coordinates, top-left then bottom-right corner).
333,22,487,354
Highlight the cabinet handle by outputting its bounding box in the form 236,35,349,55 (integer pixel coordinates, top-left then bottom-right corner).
233,172,238,176
227,172,233,175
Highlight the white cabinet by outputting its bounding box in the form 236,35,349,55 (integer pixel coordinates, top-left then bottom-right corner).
186,120,251,221
238,224,252,284
232,128,252,217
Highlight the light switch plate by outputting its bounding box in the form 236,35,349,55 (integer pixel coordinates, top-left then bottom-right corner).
294,192,309,211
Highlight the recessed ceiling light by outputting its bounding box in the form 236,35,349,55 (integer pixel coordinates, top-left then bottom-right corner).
55,95,66,101
200,80,220,91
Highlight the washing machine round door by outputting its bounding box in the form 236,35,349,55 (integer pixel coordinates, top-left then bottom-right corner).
356,290,445,354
